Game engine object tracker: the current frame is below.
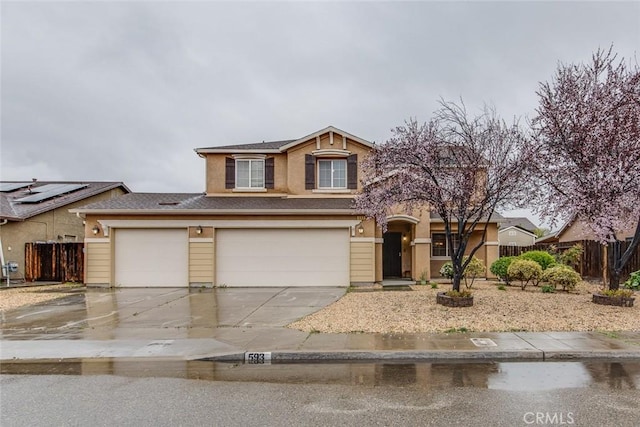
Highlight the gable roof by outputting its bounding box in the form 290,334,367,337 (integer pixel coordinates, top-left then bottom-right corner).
70,193,355,215
499,216,538,232
194,126,374,155
498,225,537,238
1,181,130,221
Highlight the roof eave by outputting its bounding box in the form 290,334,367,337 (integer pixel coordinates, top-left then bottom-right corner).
279,126,374,151
70,208,357,216
195,148,281,155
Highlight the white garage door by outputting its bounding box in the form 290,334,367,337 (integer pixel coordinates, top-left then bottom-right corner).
216,228,349,287
115,228,188,287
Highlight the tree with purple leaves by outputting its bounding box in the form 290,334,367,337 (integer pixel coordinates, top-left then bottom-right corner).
533,47,640,290
355,101,534,292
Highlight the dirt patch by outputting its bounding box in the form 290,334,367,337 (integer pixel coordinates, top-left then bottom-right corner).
288,281,639,333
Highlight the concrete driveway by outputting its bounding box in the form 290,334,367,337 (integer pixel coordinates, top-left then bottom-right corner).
1,287,345,344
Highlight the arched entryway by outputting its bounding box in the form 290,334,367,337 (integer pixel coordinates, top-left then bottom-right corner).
382,216,419,279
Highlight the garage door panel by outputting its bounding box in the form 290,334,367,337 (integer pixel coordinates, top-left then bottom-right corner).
216,229,349,287
115,229,188,287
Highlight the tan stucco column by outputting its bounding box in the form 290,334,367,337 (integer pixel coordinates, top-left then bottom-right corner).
413,238,431,280
485,241,499,279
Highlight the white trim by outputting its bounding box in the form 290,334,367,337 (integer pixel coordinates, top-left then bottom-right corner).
279,126,374,151
189,238,214,243
84,238,110,243
330,131,334,145
232,188,268,193
342,135,347,150
235,158,265,190
311,189,352,194
232,154,267,159
98,219,360,229
73,208,356,215
316,135,321,149
432,256,450,261
350,237,377,243
484,241,500,246
196,148,280,154
317,158,348,189
413,238,432,244
311,149,351,157
387,214,420,224
374,238,384,244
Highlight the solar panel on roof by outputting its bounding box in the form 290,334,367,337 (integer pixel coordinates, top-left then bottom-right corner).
0,182,32,192
31,183,70,193
14,184,88,203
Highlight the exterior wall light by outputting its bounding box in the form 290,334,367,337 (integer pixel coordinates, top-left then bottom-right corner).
92,225,100,235
196,225,203,235
357,225,364,234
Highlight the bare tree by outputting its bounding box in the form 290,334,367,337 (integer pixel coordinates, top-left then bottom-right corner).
532,47,640,289
355,100,533,292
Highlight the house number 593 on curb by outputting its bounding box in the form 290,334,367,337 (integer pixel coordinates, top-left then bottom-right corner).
245,352,271,364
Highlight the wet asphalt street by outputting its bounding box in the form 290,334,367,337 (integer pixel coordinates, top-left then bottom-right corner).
2,361,640,427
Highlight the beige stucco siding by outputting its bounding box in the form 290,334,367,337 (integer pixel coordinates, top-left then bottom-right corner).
189,241,214,284
85,241,111,285
350,240,375,283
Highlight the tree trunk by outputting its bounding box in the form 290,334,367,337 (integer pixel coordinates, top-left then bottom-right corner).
608,241,621,290
452,273,462,292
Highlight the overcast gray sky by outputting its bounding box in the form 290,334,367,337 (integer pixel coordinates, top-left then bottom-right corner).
1,1,638,225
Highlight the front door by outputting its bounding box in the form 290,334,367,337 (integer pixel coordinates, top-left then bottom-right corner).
383,232,402,278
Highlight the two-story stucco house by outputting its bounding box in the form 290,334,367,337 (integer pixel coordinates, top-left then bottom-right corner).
72,126,500,287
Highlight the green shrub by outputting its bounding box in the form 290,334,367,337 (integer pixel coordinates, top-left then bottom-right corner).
507,259,543,290
445,290,472,298
490,256,515,284
541,284,555,293
439,262,454,279
431,283,439,289
559,243,583,269
542,265,582,291
623,270,640,291
497,284,506,291
462,256,485,289
519,250,556,270
439,256,486,289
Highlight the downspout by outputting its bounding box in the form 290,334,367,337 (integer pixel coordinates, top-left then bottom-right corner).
0,219,7,277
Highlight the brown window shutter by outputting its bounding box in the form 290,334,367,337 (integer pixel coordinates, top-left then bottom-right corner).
265,157,274,189
347,154,358,189
225,157,235,189
305,154,315,190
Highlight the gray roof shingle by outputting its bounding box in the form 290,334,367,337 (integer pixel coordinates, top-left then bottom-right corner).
1,181,130,221
197,139,296,151
73,193,355,213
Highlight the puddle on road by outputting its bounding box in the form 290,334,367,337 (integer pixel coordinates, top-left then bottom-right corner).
2,360,638,390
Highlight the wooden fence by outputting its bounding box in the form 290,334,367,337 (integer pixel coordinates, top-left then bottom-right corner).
24,242,84,282
500,239,640,280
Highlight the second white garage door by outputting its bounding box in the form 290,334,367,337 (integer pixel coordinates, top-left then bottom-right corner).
216,228,349,287
115,228,188,287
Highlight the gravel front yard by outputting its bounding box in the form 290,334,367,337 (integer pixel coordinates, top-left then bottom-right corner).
288,281,640,333
0,284,79,311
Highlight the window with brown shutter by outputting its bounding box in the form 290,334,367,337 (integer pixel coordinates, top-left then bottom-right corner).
225,157,235,189
347,154,358,189
265,157,274,189
305,154,315,190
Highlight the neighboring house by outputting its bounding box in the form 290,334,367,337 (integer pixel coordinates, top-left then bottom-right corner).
0,181,130,280
71,126,500,288
498,226,537,247
537,217,636,244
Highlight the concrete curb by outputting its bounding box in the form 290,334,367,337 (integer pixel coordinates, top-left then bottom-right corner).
199,349,640,363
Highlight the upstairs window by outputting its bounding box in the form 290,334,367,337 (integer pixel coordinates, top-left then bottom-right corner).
236,159,264,188
226,157,274,190
318,159,347,189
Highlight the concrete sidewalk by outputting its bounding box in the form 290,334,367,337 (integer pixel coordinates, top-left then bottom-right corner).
1,287,639,363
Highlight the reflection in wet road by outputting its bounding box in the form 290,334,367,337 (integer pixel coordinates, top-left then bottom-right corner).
2,360,638,391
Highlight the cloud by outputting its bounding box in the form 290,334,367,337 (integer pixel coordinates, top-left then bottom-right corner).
2,1,638,198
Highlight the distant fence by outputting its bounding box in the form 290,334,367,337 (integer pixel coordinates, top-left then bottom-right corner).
25,242,84,282
500,239,640,280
